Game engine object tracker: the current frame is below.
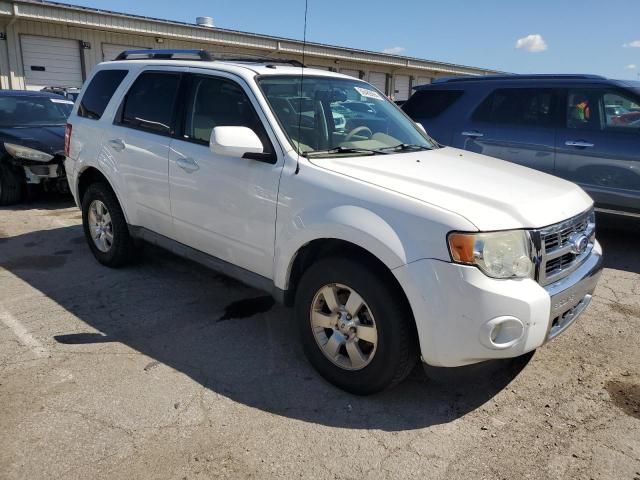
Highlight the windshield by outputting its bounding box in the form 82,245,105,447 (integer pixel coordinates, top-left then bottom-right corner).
0,95,72,127
258,75,437,156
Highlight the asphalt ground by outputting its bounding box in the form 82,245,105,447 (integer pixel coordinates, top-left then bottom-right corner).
0,198,639,479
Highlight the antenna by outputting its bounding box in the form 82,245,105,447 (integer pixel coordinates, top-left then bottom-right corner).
295,0,309,175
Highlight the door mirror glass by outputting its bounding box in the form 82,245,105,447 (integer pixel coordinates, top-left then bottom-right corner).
210,126,263,158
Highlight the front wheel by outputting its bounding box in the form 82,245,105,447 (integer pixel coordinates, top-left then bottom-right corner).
295,257,417,395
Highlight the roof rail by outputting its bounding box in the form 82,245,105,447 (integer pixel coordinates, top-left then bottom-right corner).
429,74,607,85
219,55,305,68
113,49,213,61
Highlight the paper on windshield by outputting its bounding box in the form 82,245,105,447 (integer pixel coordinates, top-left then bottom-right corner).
354,87,383,101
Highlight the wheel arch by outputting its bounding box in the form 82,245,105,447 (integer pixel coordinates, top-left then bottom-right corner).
76,166,130,223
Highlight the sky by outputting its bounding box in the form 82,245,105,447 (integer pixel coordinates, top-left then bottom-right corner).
62,0,640,79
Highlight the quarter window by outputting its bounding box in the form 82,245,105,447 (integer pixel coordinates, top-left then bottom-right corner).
602,91,640,130
119,72,180,135
183,75,272,153
402,90,463,119
78,69,128,120
473,88,556,127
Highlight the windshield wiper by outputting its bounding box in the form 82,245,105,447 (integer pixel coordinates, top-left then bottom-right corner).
377,143,432,152
303,146,389,157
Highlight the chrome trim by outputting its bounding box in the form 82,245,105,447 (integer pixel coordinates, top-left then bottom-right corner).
544,244,603,342
534,208,596,286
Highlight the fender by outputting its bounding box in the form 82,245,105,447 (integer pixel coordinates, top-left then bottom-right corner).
75,163,132,225
273,204,408,291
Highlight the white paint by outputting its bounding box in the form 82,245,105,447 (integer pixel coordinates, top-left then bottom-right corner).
0,306,48,358
340,68,360,79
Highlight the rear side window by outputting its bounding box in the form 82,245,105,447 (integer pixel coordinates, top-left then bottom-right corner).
473,88,556,126
78,69,128,120
402,90,463,119
118,72,180,135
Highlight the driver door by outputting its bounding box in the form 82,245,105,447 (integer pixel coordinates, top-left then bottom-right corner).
168,71,283,279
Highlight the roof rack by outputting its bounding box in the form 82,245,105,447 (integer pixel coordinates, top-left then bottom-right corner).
430,74,607,85
221,56,305,68
113,49,213,61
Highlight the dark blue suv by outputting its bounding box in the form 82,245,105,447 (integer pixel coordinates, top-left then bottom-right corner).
403,75,640,218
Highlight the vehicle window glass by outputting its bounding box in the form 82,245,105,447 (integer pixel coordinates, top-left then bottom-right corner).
473,88,555,126
566,89,601,131
78,70,128,120
120,72,180,134
258,75,436,156
602,91,640,130
402,90,463,119
184,76,272,153
0,95,71,127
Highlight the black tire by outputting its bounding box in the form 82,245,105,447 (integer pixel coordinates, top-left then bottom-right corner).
0,162,24,206
81,182,135,267
295,257,417,395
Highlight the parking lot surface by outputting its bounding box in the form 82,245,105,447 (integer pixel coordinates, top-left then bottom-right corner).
0,199,639,480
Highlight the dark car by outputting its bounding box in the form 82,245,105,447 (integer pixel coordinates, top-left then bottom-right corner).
0,90,73,205
402,74,640,218
40,86,81,102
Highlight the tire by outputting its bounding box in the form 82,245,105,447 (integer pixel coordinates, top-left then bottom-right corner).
81,182,135,267
0,162,24,206
295,257,417,395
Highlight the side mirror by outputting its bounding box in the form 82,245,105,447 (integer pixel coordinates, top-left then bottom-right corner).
210,126,263,158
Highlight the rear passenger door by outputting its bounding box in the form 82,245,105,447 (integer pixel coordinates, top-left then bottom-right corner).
108,69,182,238
555,87,640,214
456,88,559,174
168,71,283,279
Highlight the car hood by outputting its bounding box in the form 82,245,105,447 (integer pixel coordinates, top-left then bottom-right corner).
0,125,65,156
309,146,594,231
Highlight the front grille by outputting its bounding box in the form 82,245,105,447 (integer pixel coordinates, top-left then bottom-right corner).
535,209,595,286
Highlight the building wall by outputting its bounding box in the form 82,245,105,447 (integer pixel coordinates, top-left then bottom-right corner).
0,1,496,94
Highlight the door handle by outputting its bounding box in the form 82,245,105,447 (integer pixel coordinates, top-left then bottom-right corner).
565,140,594,148
108,139,125,151
461,131,484,138
175,157,199,173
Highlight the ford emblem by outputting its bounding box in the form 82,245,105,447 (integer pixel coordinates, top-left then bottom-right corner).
568,233,589,255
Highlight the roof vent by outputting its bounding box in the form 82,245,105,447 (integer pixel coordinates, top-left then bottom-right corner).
196,16,215,28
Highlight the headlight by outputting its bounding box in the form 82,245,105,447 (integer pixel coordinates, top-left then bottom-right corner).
4,143,54,162
448,230,533,279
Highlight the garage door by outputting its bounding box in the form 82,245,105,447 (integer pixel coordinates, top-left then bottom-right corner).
309,65,330,71
368,72,387,94
102,44,146,61
21,35,83,90
340,68,360,79
393,75,411,101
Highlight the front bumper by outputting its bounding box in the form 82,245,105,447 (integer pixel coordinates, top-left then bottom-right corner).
393,241,603,367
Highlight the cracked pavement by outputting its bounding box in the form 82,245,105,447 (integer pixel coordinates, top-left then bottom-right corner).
0,199,639,479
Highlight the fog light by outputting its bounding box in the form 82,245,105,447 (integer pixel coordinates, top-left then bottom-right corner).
480,316,525,350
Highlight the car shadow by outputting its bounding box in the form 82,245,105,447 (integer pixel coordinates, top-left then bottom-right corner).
0,222,533,431
596,213,640,275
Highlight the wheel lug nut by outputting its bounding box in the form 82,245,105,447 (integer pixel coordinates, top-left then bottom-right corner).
346,314,352,320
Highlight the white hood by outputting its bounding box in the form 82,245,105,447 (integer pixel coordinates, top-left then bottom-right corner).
310,147,593,231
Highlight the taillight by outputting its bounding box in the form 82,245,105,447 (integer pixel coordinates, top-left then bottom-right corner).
64,123,72,157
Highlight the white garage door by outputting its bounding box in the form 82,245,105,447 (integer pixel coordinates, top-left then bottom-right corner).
21,35,83,90
340,68,360,79
368,72,387,94
309,65,330,71
393,75,411,101
102,44,146,61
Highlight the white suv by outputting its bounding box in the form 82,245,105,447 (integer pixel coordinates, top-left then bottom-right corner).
64,49,603,394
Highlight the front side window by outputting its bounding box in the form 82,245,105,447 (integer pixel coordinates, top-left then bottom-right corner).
567,89,600,130
258,75,435,156
473,88,556,127
0,95,71,127
183,75,272,153
602,91,640,130
78,69,128,120
119,72,180,135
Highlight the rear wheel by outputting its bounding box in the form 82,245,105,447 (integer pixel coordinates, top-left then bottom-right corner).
0,162,24,206
295,257,417,395
81,182,135,267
